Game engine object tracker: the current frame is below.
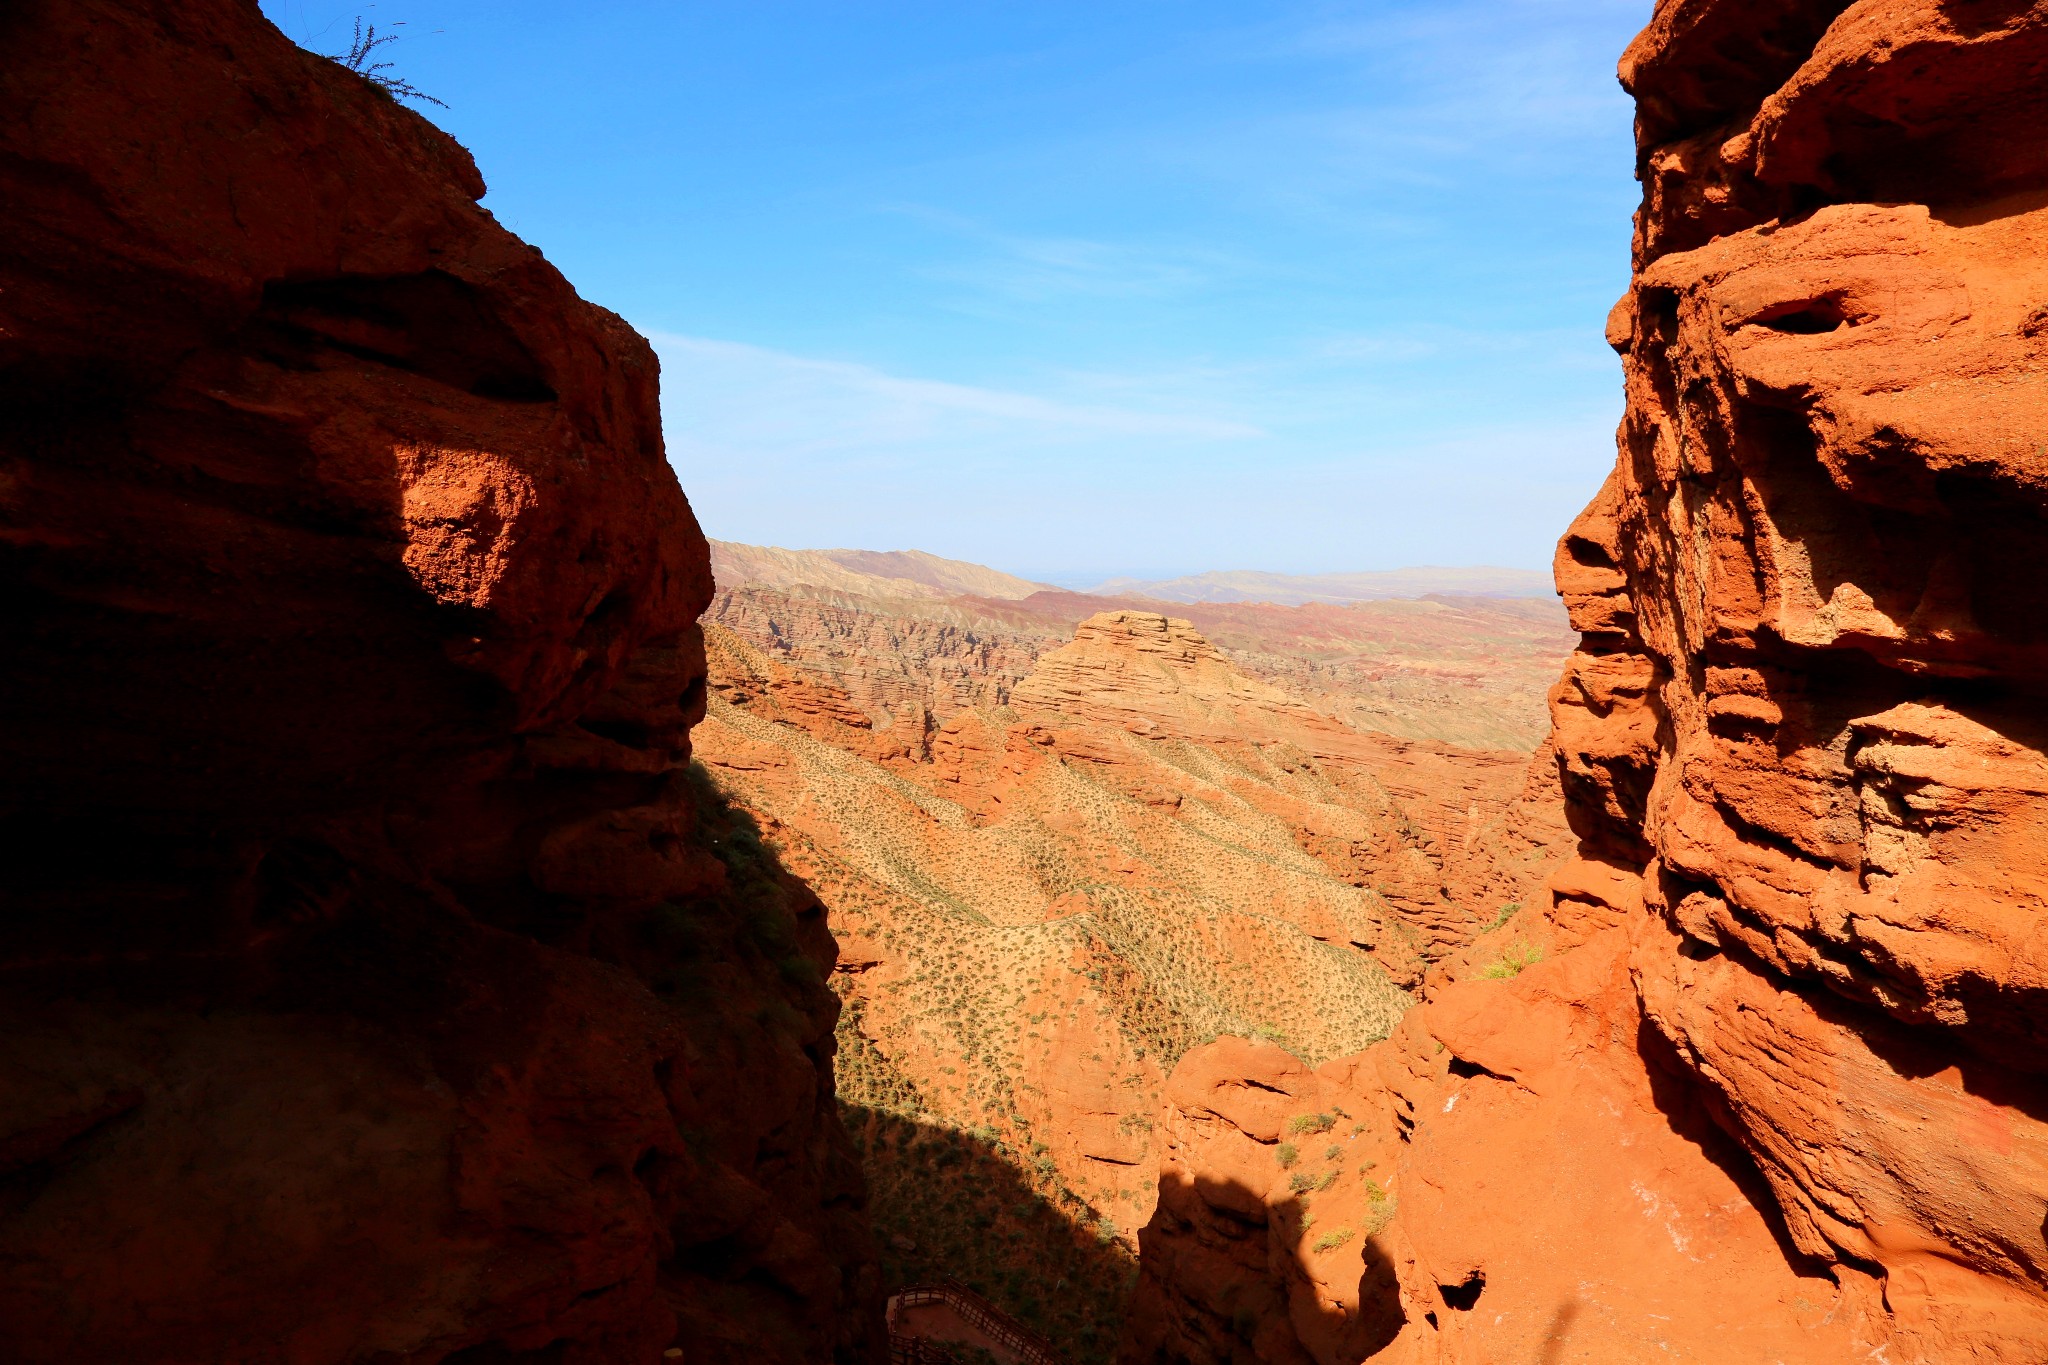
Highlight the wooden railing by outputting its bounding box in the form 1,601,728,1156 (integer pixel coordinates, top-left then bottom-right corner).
889,1335,959,1365
889,1279,1070,1365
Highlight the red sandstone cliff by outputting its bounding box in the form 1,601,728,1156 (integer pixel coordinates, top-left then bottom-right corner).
1122,2,2048,1361
0,2,879,1361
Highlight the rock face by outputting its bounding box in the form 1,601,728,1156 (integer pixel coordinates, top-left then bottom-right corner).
1123,2,2048,1361
0,3,878,1362
707,585,1061,733
1011,611,1338,739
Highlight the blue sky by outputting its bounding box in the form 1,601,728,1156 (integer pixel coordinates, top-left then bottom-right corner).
264,0,1650,583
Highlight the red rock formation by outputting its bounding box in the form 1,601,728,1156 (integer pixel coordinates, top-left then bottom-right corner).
1124,945,1871,1364
0,3,879,1361
708,570,1576,754
1010,612,1567,959
1123,2,2048,1361
707,585,1059,740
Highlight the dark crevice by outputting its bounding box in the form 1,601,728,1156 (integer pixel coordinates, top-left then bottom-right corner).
0,1090,145,1221
1748,296,1853,334
1445,1057,1513,1085
579,716,652,748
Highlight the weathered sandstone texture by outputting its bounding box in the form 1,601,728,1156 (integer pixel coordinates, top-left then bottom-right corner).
0,2,878,1361
1123,1,2048,1361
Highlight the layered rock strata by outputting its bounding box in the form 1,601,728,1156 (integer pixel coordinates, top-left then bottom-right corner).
706,585,1061,736
1123,1,2048,1361
708,549,1577,753
0,3,878,1361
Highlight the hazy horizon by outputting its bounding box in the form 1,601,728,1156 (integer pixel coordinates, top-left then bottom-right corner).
709,535,1558,599
263,0,1650,577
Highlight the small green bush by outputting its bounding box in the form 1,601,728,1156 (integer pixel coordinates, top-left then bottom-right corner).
1275,1142,1298,1168
1286,1112,1335,1136
1311,1227,1355,1253
1479,939,1545,980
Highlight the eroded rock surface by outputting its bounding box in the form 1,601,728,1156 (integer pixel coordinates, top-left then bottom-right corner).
708,558,1576,754
1124,1,2048,1361
0,3,879,1361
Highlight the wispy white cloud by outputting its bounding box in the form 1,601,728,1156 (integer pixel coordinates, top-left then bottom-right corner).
1311,324,1614,366
648,333,1266,461
623,1,1642,577
925,235,1220,302
877,203,1262,304
1135,0,1640,231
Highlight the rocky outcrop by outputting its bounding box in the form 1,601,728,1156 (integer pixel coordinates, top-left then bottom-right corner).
708,561,1576,754
0,3,878,1362
1013,612,1568,959
1123,941,1872,1364
1124,2,2048,1361
707,585,1060,736
1011,611,1340,740
1557,0,2048,1352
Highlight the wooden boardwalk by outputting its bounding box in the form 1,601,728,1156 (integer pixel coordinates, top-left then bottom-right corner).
886,1280,1070,1365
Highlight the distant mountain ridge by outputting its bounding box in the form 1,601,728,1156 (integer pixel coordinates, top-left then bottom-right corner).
712,540,1557,609
1083,565,1555,605
709,540,1056,602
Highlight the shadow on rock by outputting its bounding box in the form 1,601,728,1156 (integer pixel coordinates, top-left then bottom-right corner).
1121,1169,1405,1365
849,1105,1138,1365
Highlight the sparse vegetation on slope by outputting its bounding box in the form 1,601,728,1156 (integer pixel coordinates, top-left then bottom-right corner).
691,603,1566,1358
